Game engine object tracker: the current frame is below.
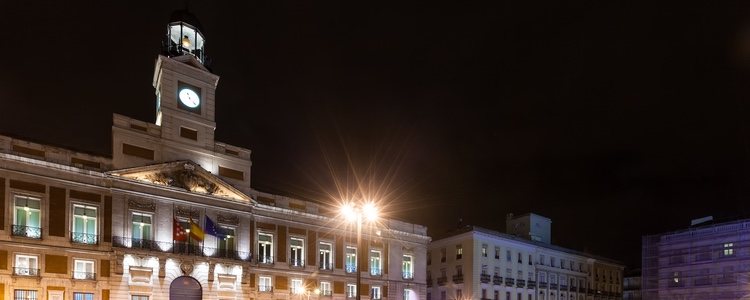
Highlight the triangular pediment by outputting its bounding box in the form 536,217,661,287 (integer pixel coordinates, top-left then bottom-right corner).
109,161,250,202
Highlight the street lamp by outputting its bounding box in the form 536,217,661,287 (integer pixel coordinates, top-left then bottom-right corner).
340,202,379,300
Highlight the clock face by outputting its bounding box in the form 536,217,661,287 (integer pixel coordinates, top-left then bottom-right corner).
178,88,200,108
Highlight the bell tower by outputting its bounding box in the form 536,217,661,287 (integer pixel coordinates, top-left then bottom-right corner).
112,10,253,194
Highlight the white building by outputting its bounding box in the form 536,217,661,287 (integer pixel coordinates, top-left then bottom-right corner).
426,216,622,300
0,9,430,300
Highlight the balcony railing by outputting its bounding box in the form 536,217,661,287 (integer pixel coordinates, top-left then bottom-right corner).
452,274,464,283
71,232,98,245
259,286,273,292
321,290,332,297
72,271,96,280
493,275,503,285
504,278,515,286
12,225,41,239
290,259,305,267
403,271,414,280
550,283,558,289
370,267,382,276
517,279,525,288
258,255,274,264
527,280,536,288
480,274,491,283
437,276,448,286
560,285,568,290
319,262,333,270
13,267,40,277
345,263,357,273
112,236,252,262
538,282,548,289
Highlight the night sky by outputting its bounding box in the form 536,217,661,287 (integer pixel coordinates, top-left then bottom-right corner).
2,1,750,268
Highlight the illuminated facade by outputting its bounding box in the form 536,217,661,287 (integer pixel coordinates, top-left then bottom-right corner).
426,224,623,300
642,218,750,299
0,10,429,300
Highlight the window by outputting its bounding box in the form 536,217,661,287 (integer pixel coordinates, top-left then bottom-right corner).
131,212,152,246
456,245,463,259
73,293,93,300
539,273,546,283
14,254,38,276
402,255,414,279
258,233,273,263
72,204,97,244
320,281,332,296
73,259,95,280
345,246,357,272
482,244,488,257
14,290,37,300
259,276,272,292
290,238,304,267
370,250,382,275
724,243,734,256
404,289,412,300
506,292,510,300
371,286,381,300
291,278,303,294
539,254,545,265
440,291,446,300
13,195,41,238
427,251,432,265
346,284,357,298
456,265,463,275
529,255,533,265
218,227,235,257
440,248,446,262
560,259,565,269
131,296,149,300
517,253,522,264
517,293,521,300
495,247,500,259
506,250,511,262
550,257,556,267
494,290,499,300
320,242,332,270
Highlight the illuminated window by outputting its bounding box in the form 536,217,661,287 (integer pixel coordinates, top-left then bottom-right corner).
482,244,488,257
320,281,332,296
259,276,272,292
456,245,463,259
258,233,274,263
402,255,414,279
73,259,95,280
346,284,357,298
371,286,382,300
14,254,38,276
345,246,357,272
370,250,382,276
319,242,332,270
131,212,152,244
13,195,41,239
290,238,304,267
291,278,303,294
218,227,235,256
72,204,97,244
724,243,734,256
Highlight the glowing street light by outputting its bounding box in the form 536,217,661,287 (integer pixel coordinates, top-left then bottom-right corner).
340,202,379,300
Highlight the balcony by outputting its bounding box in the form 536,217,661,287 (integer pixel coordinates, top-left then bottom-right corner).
452,274,464,283
345,263,357,273
504,278,515,286
112,236,252,262
319,262,333,271
527,280,536,288
12,225,41,239
560,284,567,290
493,275,503,285
437,276,448,286
71,232,98,245
370,267,382,276
259,286,273,293
258,255,274,264
516,279,525,288
320,290,333,297
403,271,414,280
13,267,40,277
539,282,548,289
550,283,558,289
480,274,491,283
290,259,305,268
72,271,96,280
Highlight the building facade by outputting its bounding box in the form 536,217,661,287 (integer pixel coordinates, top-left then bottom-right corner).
426,218,623,300
642,218,750,299
0,10,430,300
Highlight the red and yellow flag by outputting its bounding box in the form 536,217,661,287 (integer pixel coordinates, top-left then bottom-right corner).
189,219,205,241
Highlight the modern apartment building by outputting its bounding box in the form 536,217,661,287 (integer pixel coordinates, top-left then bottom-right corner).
426,214,623,300
0,10,430,300
642,217,750,299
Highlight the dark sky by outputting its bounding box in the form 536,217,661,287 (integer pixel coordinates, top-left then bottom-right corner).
2,1,750,268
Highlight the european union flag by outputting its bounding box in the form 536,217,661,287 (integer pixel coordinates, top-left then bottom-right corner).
204,216,227,238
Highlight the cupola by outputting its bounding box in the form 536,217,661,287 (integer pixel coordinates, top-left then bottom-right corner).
162,9,207,65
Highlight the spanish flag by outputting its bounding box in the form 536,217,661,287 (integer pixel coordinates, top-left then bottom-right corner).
189,219,205,241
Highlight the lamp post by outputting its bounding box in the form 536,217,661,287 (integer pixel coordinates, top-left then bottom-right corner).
341,202,378,300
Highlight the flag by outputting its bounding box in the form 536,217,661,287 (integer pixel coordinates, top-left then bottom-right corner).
205,216,227,238
189,218,205,241
173,218,187,242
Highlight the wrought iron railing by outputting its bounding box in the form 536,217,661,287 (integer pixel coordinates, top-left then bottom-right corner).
12,225,41,239
517,279,526,287
13,267,40,276
480,274,491,283
320,290,332,296
504,278,515,286
72,271,96,280
319,262,333,270
437,276,448,286
370,267,382,276
402,271,414,280
290,259,305,267
452,274,464,283
258,285,273,292
112,236,252,262
493,275,503,285
345,263,357,273
257,255,274,264
527,280,536,288
71,232,98,245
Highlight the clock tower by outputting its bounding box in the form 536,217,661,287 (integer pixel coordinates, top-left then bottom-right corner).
112,10,253,194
